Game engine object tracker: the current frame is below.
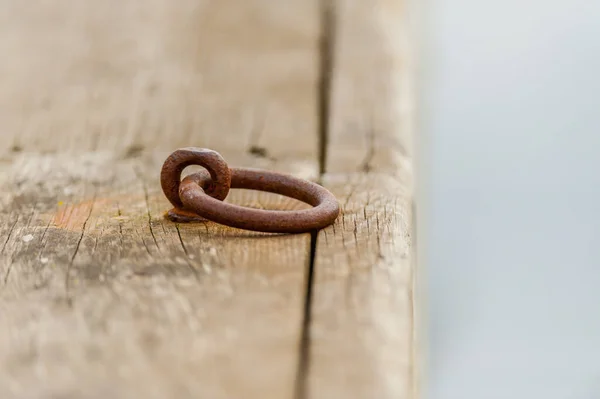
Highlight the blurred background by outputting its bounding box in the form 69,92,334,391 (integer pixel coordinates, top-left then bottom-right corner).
417,0,600,397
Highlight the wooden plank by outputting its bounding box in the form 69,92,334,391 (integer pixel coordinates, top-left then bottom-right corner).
0,1,320,398
0,0,320,175
306,0,414,397
324,0,412,175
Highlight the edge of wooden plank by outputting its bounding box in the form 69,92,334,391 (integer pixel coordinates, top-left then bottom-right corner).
307,0,415,397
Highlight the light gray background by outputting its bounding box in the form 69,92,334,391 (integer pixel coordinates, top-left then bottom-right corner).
416,0,600,397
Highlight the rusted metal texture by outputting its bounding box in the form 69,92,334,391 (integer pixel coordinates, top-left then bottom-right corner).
160,148,340,234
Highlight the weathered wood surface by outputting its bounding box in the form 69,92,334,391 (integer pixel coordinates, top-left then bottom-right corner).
307,1,414,398
0,1,319,398
0,0,413,398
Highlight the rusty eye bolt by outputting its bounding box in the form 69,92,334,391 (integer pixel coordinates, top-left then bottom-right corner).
160,148,340,234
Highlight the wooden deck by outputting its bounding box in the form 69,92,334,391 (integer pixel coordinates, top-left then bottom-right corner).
0,1,413,398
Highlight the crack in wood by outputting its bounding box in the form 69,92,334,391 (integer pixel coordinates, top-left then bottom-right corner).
65,193,96,303
136,169,161,253
175,224,200,279
359,127,376,173
317,0,336,180
296,1,337,397
1,215,19,255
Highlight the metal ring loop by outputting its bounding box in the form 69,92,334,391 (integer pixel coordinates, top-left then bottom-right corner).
178,169,340,233
160,147,231,209
159,147,339,233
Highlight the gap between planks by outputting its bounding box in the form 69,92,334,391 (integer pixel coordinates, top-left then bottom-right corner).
294,0,336,398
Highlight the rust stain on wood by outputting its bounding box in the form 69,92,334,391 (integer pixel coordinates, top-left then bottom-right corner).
53,199,96,230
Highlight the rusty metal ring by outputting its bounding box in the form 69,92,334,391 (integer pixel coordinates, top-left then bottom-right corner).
160,147,231,208
160,148,340,234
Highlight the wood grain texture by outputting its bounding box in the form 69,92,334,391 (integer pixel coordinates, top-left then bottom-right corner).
0,0,320,177
325,0,412,175
0,1,320,398
0,0,414,397
0,154,312,399
306,0,415,398
308,174,413,399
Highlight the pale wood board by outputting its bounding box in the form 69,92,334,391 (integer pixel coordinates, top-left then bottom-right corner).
306,0,415,398
0,0,320,398
308,174,413,399
0,0,415,397
325,0,413,174
0,0,320,176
